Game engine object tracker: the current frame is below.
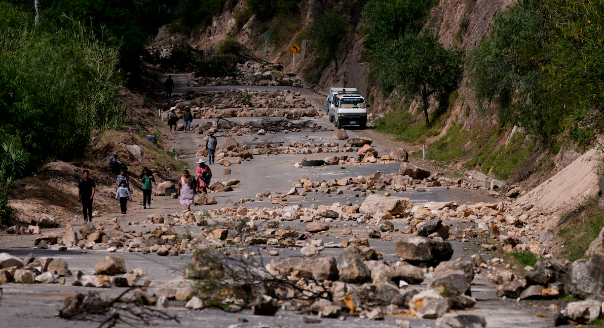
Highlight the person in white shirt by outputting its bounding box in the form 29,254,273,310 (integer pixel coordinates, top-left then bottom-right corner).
115,180,132,214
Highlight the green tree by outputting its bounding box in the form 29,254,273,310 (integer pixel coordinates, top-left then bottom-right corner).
372,32,463,125
362,0,435,51
468,0,604,143
246,0,300,21
308,12,349,72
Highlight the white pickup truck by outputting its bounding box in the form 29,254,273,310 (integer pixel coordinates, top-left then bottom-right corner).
327,87,368,129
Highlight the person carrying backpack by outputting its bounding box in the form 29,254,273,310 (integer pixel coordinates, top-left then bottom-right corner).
168,107,178,134
196,159,212,194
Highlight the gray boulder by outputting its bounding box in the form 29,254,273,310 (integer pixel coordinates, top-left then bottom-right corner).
359,194,409,216
336,246,371,283
399,162,430,179
562,300,602,324
395,235,453,266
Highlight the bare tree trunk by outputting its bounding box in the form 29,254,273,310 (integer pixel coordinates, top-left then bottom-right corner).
422,84,430,126
34,0,40,23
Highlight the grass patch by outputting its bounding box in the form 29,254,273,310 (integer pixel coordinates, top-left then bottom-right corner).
558,197,604,261
560,294,583,302
374,105,444,144
424,125,469,163
589,319,604,327
511,251,540,267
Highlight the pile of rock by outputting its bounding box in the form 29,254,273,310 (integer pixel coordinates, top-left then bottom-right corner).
0,252,71,284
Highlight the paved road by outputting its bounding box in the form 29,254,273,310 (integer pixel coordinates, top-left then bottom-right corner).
0,76,557,328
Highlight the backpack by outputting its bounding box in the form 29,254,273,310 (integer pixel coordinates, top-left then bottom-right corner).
202,171,212,183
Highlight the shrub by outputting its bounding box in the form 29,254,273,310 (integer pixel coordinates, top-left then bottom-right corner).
246,0,300,21
468,0,604,144
0,4,125,170
194,54,239,77
308,12,349,72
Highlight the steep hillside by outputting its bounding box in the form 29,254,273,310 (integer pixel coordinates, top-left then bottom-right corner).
153,0,601,194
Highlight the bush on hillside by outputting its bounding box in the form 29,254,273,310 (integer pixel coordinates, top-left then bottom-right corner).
246,0,301,21
468,0,604,144
194,54,239,77
0,4,125,168
370,32,463,125
308,12,349,72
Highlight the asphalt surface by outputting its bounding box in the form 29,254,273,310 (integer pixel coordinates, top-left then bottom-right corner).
0,76,556,328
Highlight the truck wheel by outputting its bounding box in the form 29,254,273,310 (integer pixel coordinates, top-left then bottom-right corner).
360,121,367,129
335,119,341,129
329,114,333,122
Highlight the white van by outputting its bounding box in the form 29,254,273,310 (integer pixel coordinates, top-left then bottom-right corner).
327,88,368,129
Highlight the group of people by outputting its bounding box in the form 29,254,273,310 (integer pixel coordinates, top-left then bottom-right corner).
77,156,213,222
167,106,194,134
177,159,213,211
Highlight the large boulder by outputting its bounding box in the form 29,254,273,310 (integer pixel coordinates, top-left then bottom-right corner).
434,261,474,282
390,148,409,162
399,162,431,179
334,129,348,140
194,193,217,205
0,253,23,269
34,231,63,246
251,295,279,316
155,181,174,196
496,281,524,298
395,235,453,266
359,195,409,216
219,137,240,151
47,258,71,277
38,214,60,228
347,137,372,147
294,257,339,282
266,257,305,277
367,261,424,285
566,252,604,298
524,260,566,286
305,222,329,233
358,144,378,157
336,247,371,283
62,230,79,247
562,300,602,324
432,273,472,296
95,256,126,275
416,218,450,240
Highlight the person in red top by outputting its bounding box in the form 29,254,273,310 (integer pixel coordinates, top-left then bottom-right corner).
196,158,212,194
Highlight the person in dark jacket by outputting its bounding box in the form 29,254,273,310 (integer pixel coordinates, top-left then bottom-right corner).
206,133,217,164
165,75,175,99
183,106,193,133
108,152,123,175
78,170,96,222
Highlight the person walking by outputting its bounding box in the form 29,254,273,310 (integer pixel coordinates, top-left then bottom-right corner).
140,167,155,209
165,75,175,99
183,106,193,133
177,170,197,211
115,168,130,191
78,170,96,223
196,159,212,194
167,107,178,135
115,180,132,214
206,133,217,164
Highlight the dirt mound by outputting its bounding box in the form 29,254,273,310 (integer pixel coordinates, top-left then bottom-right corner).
40,162,81,178
519,147,602,214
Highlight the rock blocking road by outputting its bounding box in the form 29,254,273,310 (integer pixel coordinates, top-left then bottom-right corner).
0,75,558,328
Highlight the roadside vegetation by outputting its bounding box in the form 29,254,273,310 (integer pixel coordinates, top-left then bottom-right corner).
558,197,604,262
0,3,126,223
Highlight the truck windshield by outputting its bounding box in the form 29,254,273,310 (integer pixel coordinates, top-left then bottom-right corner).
340,98,365,108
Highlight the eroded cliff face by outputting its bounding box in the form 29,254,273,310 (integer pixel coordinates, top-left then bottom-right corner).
156,0,514,124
